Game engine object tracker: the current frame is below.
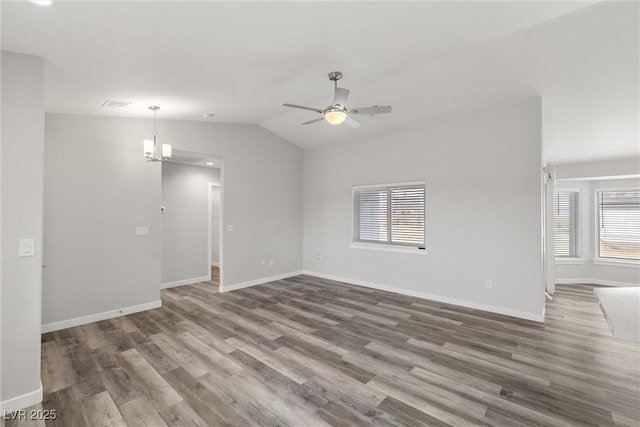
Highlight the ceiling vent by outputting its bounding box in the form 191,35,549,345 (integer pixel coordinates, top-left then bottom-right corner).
101,100,132,109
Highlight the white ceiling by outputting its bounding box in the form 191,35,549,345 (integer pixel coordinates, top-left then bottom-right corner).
1,1,638,164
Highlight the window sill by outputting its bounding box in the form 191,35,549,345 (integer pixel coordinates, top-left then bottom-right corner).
350,242,427,255
555,258,585,265
593,258,640,268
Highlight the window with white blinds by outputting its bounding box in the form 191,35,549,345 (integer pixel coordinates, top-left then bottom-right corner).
553,191,578,258
597,190,640,261
353,183,425,248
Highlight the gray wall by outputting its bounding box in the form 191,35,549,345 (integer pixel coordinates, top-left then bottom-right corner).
43,115,163,328
1,52,44,410
158,120,304,289
303,100,545,320
43,114,303,327
555,177,640,285
554,157,640,180
161,162,220,285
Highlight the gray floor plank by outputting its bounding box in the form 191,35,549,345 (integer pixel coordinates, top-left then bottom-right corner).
12,274,639,427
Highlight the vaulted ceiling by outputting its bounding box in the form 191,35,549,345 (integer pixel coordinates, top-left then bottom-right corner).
2,1,638,163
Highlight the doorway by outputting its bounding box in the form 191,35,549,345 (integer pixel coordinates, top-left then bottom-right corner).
209,184,221,287
160,150,223,290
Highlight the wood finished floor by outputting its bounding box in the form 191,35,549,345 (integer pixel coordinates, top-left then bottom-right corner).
211,266,220,290
6,278,640,427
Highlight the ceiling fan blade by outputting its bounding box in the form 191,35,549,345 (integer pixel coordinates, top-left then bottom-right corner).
302,117,325,125
349,105,392,115
333,87,350,107
344,116,361,128
283,103,324,113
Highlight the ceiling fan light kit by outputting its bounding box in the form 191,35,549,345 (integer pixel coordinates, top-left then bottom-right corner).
324,107,347,125
283,71,392,127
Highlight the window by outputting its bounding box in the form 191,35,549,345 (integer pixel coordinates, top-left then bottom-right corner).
353,182,425,248
597,190,640,261
553,191,578,258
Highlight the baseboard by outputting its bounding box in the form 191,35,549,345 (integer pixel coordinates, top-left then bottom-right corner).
41,300,162,333
302,270,545,323
211,262,220,267
221,270,303,293
556,278,639,287
161,275,210,290
0,381,43,413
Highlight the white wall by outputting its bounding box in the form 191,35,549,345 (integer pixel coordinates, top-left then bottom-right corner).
555,176,640,286
43,114,303,329
1,52,44,411
303,100,545,321
161,162,220,286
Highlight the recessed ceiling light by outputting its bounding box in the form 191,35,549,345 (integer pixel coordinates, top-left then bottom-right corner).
205,162,214,166
202,113,215,119
30,0,54,5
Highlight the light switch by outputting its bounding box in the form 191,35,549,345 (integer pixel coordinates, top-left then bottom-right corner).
19,239,36,257
226,224,234,232
135,227,150,236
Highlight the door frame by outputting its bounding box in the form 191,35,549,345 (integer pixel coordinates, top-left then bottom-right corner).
208,182,222,280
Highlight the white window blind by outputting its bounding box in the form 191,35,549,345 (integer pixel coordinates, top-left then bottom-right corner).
553,191,578,258
597,190,640,260
353,183,425,248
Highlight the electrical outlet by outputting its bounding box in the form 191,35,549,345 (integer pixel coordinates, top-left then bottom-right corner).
485,279,493,288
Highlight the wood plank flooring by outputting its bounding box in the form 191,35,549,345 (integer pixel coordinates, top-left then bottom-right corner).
4,278,640,426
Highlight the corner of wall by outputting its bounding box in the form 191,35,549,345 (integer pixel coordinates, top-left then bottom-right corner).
0,382,43,414
1,50,45,411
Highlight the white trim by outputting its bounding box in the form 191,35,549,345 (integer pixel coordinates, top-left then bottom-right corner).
219,159,225,290
554,258,585,265
593,185,640,192
352,180,426,190
556,278,639,287
41,300,161,333
220,271,303,293
302,270,545,323
350,242,427,255
0,382,43,413
554,187,583,192
208,182,222,280
592,258,640,268
565,174,640,181
207,182,213,282
209,183,221,272
161,276,210,289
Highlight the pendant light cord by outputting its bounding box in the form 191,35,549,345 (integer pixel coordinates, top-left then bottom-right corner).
152,107,158,146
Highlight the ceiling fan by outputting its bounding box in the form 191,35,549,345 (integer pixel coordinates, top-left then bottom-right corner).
283,71,392,128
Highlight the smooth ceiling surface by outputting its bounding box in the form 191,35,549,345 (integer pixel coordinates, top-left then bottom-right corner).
2,1,638,163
